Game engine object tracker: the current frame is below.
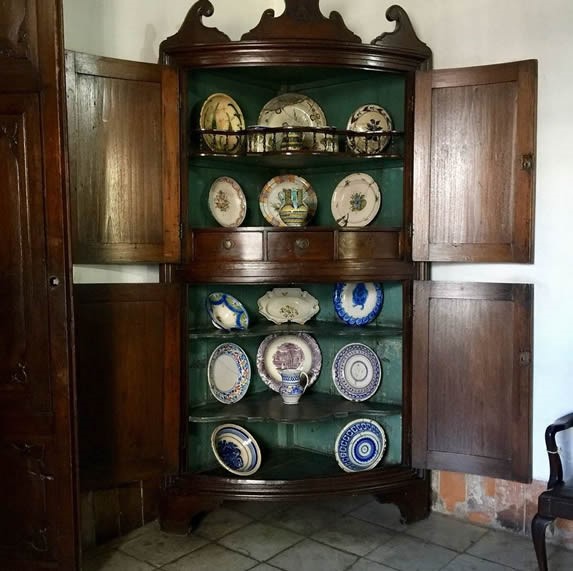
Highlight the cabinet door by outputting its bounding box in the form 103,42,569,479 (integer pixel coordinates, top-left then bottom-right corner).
412,281,532,482
413,61,536,262
66,51,180,264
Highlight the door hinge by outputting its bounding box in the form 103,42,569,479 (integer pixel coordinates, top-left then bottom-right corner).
521,153,534,171
519,351,531,367
408,94,415,113
178,223,184,240
408,223,414,239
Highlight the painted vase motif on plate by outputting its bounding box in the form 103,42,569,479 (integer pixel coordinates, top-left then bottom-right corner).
278,187,310,227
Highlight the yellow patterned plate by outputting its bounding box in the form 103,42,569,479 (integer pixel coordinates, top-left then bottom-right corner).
200,93,245,154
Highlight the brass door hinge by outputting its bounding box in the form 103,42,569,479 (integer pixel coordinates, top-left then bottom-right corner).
521,154,534,171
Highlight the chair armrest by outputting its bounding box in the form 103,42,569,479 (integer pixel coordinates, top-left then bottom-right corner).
545,412,573,488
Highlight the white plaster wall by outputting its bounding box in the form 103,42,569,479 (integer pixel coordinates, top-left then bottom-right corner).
63,0,573,480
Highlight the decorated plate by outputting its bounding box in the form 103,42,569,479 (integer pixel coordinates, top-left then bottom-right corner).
332,343,382,401
208,343,251,404
333,282,383,326
206,292,249,331
258,288,319,325
258,93,328,151
256,333,322,392
200,93,245,154
331,173,381,227
335,418,387,473
211,423,262,476
259,174,317,227
208,177,247,227
346,104,393,155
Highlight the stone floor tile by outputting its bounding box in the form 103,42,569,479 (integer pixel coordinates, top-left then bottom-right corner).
82,549,156,571
347,558,396,571
311,514,394,556
248,565,283,571
317,495,373,514
267,538,357,571
225,500,285,520
467,530,554,570
263,503,338,536
547,547,573,570
219,521,303,561
366,534,457,571
161,543,256,571
118,524,208,566
349,501,408,532
405,513,488,552
441,553,514,571
194,507,252,540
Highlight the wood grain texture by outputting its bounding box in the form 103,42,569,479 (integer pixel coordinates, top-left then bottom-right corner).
413,61,537,262
412,282,533,482
66,51,180,263
192,230,264,262
338,230,401,260
267,231,334,262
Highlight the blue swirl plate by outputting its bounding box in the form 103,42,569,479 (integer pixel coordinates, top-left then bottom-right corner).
332,343,381,401
333,282,383,326
207,292,249,331
211,423,261,476
208,343,251,404
335,418,387,473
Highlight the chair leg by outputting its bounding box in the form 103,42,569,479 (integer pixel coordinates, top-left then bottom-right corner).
532,513,554,571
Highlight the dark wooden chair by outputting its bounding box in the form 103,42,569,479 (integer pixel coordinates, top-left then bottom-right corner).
532,412,573,570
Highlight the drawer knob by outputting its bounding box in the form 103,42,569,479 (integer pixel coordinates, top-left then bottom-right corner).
222,239,234,250
295,238,310,250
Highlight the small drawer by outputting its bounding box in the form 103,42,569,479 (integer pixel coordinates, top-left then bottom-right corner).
267,231,334,262
192,231,263,262
338,231,401,260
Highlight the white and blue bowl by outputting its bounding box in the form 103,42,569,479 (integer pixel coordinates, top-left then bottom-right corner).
333,282,383,326
207,292,249,331
211,423,262,476
335,418,386,473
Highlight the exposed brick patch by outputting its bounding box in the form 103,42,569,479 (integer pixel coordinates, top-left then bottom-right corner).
439,471,466,512
468,511,493,525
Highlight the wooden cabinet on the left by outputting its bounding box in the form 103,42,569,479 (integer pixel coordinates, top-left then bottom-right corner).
0,1,78,568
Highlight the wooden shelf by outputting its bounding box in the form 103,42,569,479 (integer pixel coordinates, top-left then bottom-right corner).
189,392,402,424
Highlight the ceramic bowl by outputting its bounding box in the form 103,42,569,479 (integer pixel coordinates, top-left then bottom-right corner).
211,424,262,476
206,292,249,331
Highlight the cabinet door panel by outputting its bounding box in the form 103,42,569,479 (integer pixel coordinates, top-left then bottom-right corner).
413,61,536,262
412,281,532,482
66,51,180,263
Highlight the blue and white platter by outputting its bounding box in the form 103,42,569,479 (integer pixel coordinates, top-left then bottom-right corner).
211,423,262,476
206,292,249,331
332,343,381,401
333,282,383,326
335,418,387,473
208,343,251,404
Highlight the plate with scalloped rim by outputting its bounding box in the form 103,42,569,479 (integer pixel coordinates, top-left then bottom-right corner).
333,282,383,326
208,343,251,404
332,342,381,401
258,288,319,325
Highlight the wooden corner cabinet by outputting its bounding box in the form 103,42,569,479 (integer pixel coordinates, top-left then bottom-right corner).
1,0,537,566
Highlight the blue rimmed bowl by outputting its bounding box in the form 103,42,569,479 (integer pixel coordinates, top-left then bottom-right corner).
211,424,262,476
206,292,249,331
333,282,383,326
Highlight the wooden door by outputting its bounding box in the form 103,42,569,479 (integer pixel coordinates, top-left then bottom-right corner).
413,60,537,263
66,51,180,264
0,1,78,568
411,281,533,482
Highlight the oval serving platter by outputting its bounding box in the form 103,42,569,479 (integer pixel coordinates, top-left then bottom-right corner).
258,288,319,325
208,176,247,227
208,343,251,404
333,282,383,326
335,418,387,473
332,342,381,402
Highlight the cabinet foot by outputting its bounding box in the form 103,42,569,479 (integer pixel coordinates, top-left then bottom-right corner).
375,477,430,524
159,493,222,534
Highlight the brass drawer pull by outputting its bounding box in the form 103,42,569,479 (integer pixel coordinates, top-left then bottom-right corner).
222,239,234,250
295,238,310,250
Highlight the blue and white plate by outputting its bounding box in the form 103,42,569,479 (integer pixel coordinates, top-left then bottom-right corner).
332,343,381,401
208,343,251,404
333,282,383,326
206,292,249,331
211,423,262,476
335,418,386,473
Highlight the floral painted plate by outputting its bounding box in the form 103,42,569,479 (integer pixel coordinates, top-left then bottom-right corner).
333,282,383,326
208,343,251,404
258,288,319,325
332,343,381,401
331,173,381,227
258,93,328,151
211,423,262,476
335,418,387,473
256,333,322,392
206,292,249,331
200,93,245,154
208,177,247,227
346,104,393,155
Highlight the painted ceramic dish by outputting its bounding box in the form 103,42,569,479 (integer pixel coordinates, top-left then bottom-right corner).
331,173,381,227
211,423,262,476
259,175,317,227
335,418,387,473
258,93,328,151
258,288,319,325
332,343,382,401
200,93,245,154
346,104,393,155
333,282,383,326
208,177,247,227
206,292,249,331
256,333,322,392
208,343,251,404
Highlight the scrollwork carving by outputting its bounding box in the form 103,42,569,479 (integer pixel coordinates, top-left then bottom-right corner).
9,361,28,385
0,0,29,59
0,121,19,153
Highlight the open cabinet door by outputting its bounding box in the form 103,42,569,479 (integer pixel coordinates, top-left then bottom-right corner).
411,281,533,482
66,51,180,264
413,60,536,263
